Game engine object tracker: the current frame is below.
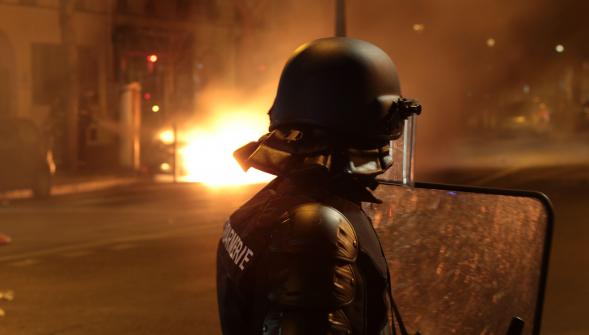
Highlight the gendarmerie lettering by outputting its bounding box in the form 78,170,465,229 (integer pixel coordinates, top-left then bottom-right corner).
221,220,254,271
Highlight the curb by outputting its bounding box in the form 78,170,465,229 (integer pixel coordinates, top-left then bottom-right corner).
0,177,139,200
51,177,138,196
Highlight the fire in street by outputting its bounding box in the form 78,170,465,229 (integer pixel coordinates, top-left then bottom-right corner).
157,104,275,187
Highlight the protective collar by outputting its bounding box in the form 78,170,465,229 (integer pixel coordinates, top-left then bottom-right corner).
233,129,386,204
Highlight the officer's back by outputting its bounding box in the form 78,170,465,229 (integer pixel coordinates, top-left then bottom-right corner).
216,37,421,334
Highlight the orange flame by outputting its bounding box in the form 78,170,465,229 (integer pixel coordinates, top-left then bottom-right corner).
176,105,274,187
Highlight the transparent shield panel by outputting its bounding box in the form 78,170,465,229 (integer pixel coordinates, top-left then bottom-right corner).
382,115,417,186
363,184,549,335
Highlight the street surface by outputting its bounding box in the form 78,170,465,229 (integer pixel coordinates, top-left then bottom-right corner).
0,163,587,334
0,182,262,335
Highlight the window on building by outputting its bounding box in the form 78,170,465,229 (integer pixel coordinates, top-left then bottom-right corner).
31,44,99,106
0,67,12,115
31,43,67,106
117,0,129,14
144,0,156,16
78,47,99,95
20,0,38,6
205,0,220,21
176,0,195,20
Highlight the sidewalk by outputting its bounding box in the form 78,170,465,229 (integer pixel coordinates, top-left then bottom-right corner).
51,174,140,196
0,173,142,201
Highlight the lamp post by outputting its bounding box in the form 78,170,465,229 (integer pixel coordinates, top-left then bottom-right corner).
335,0,346,37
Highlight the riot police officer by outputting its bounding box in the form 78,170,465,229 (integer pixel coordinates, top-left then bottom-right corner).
216,37,421,335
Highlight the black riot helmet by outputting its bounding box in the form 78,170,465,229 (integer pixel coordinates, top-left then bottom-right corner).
269,37,419,147
235,37,421,178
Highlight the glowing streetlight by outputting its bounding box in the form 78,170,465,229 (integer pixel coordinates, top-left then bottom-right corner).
152,104,160,113
523,85,531,94
412,24,425,33
160,162,172,172
555,44,565,53
158,129,175,144
486,38,496,48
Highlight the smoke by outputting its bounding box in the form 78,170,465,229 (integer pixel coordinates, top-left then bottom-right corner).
343,0,564,171
193,0,589,174
188,2,335,134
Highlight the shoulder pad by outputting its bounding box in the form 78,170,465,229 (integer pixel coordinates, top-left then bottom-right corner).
271,203,358,262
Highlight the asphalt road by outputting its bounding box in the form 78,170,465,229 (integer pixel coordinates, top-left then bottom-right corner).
0,165,587,335
0,182,263,335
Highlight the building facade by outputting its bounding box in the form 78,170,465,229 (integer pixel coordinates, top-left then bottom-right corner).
0,0,246,170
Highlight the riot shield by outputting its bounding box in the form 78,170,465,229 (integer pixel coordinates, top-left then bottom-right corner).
363,182,553,335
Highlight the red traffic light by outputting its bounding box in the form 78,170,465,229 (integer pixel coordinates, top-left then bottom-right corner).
147,54,158,63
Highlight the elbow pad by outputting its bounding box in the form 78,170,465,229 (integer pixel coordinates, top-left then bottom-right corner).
262,203,359,334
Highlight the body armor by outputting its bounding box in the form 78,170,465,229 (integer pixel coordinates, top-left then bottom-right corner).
217,37,421,334
217,175,392,334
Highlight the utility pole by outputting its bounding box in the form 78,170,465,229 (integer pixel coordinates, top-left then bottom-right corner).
59,0,80,172
335,0,347,37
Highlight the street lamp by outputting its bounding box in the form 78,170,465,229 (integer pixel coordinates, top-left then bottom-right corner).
413,24,425,33
335,0,346,37
555,44,565,53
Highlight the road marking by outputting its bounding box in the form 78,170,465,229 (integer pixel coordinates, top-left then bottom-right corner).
471,166,523,185
61,250,93,258
469,164,589,187
0,224,216,264
9,259,38,267
108,243,137,251
0,179,140,201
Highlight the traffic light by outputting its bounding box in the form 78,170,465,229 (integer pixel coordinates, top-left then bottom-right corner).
147,54,158,63
146,53,158,73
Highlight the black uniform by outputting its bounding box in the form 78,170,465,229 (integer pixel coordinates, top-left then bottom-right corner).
216,37,421,335
216,174,392,334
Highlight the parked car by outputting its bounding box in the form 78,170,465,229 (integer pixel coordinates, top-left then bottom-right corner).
0,118,55,198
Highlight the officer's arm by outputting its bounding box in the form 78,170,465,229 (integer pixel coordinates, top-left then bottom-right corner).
263,203,358,335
